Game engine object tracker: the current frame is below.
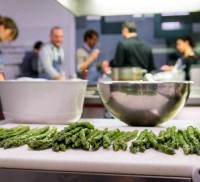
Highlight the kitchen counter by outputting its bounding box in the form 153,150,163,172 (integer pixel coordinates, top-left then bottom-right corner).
0,119,200,182
186,86,200,106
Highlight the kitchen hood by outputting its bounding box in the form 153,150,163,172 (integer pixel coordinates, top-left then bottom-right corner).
56,0,200,16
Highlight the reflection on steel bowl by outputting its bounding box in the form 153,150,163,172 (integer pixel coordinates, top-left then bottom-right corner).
111,67,147,81
97,81,192,126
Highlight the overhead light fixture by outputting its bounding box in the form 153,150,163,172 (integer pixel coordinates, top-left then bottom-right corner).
161,22,182,30
56,0,200,17
132,14,143,18
86,16,101,21
161,12,190,16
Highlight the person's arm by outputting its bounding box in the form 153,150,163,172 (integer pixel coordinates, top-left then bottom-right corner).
39,46,63,80
111,42,125,67
76,49,99,73
148,49,156,72
31,54,38,74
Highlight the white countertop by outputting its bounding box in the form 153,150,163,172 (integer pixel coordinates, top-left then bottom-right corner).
0,119,200,178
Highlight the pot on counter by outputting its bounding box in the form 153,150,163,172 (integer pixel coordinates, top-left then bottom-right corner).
111,67,147,81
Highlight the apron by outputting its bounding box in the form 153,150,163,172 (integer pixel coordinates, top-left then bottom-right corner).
82,45,100,85
0,50,4,70
39,49,62,80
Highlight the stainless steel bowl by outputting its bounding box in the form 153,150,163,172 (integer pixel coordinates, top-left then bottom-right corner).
97,81,192,126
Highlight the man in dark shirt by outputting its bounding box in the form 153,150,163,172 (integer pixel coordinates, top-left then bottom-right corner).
22,41,43,78
110,20,155,72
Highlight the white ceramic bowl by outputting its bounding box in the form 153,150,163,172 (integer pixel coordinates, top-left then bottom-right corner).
0,80,87,124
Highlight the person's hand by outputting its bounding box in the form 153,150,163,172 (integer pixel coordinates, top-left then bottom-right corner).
160,65,173,71
54,75,66,80
101,60,111,75
90,49,100,61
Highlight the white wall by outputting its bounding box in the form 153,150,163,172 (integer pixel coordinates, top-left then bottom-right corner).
0,0,75,79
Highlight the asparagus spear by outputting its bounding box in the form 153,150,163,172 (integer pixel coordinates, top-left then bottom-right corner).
112,132,127,151
27,127,57,150
55,126,83,143
71,128,91,150
0,126,30,147
186,126,200,155
157,144,175,155
52,127,83,152
164,127,171,142
193,128,200,141
170,126,178,149
103,129,120,149
63,122,94,133
0,126,24,135
0,126,30,141
0,127,4,133
52,122,95,152
79,128,90,147
130,129,148,153
113,130,138,151
4,126,49,149
157,130,166,143
87,130,101,143
147,130,158,149
179,130,195,154
91,130,104,151
177,132,190,155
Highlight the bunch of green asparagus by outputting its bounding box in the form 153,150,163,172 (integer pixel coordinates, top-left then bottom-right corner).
51,122,138,152
0,123,200,156
0,125,57,149
130,126,200,155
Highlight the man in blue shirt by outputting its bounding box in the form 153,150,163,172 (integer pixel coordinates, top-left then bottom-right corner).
38,26,65,80
76,30,109,85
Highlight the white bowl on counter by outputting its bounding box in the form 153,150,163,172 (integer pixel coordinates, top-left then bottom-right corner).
0,80,87,124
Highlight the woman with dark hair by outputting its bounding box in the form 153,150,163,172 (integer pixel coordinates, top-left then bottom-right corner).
161,36,199,80
0,15,19,42
0,15,19,120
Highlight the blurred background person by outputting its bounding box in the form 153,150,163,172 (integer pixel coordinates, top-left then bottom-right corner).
0,15,19,120
110,20,155,72
76,29,110,85
0,15,19,71
161,36,199,80
0,15,18,42
38,26,65,80
21,41,43,78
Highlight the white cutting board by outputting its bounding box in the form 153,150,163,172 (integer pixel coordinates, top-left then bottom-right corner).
0,119,200,178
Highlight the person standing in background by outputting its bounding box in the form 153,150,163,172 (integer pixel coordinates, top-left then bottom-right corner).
38,26,65,80
0,15,19,71
0,15,19,120
22,41,43,78
0,15,18,42
76,29,110,85
161,36,199,80
110,20,155,72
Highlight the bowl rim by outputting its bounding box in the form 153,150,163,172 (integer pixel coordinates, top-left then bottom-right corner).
98,80,193,84
0,80,88,83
